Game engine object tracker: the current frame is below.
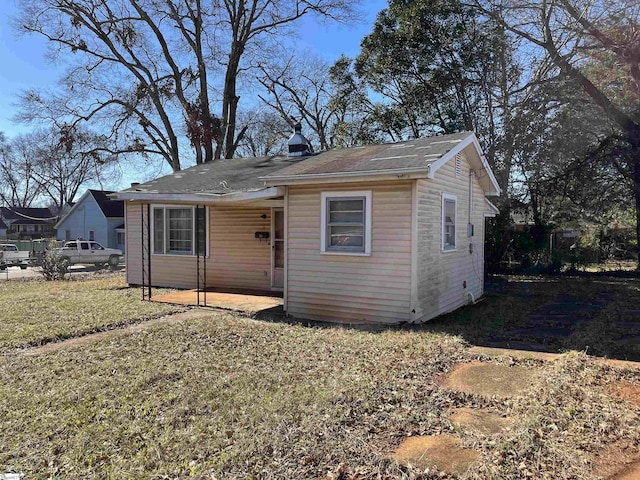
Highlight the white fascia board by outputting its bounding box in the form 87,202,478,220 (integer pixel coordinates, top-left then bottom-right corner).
427,133,502,196
112,186,285,204
472,136,502,196
261,169,429,186
54,190,92,230
485,198,500,217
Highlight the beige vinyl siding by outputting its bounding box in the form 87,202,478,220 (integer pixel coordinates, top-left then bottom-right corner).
415,147,486,321
125,203,272,291
286,181,412,324
206,206,272,291
125,202,142,285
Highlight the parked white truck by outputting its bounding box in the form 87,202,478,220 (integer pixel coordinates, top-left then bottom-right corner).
54,240,122,268
0,244,30,270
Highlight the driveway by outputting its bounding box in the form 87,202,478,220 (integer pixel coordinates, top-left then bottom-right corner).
0,264,126,281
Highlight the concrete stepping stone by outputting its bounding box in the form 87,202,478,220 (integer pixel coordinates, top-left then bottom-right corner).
393,434,479,476
449,407,513,435
443,361,536,398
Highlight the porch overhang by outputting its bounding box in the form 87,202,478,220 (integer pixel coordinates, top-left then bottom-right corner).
111,186,285,205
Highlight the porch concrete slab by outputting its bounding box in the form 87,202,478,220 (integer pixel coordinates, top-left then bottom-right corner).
151,289,283,315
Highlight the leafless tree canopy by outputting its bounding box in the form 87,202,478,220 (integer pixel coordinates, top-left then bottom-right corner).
16,0,358,171
0,128,118,209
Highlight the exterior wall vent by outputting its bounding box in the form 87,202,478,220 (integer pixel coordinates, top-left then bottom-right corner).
288,122,310,157
455,153,462,178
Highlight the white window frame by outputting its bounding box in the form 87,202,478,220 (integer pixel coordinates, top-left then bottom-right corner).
151,205,209,257
442,193,457,252
320,190,372,256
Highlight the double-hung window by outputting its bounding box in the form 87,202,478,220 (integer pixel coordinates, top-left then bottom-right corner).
152,206,207,256
442,193,456,251
321,191,372,255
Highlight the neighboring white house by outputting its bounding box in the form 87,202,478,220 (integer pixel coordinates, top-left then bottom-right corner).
113,130,501,325
55,190,126,252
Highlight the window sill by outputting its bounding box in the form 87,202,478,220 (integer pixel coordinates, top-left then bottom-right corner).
320,250,371,257
442,247,457,253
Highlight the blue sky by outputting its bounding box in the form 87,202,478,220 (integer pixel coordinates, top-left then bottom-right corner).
0,0,387,138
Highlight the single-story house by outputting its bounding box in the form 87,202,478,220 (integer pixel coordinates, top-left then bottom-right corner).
55,190,126,252
0,207,56,239
113,129,500,324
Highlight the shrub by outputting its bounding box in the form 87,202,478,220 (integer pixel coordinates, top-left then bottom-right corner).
39,240,68,281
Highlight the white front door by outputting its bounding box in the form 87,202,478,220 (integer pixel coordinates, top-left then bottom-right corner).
271,208,284,289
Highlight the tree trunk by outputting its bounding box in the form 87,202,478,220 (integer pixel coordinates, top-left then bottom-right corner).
221,48,242,159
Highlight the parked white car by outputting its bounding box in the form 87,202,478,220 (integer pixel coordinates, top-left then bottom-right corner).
0,244,30,270
54,240,122,267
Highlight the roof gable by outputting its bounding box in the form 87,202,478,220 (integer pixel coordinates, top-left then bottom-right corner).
425,134,500,196
54,189,124,230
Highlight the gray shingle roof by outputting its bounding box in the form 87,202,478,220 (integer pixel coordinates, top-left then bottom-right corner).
119,132,474,195
262,132,473,178
122,155,301,195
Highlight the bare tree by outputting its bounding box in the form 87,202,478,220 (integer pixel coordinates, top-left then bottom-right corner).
235,110,290,157
16,0,357,171
26,128,117,208
257,55,340,152
215,0,358,159
0,132,43,207
17,0,218,171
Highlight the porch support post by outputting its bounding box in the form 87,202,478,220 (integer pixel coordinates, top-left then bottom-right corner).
147,203,152,300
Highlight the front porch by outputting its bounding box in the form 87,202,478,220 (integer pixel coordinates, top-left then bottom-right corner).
151,287,283,316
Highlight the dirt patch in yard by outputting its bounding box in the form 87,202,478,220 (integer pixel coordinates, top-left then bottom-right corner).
443,361,537,398
393,435,480,476
607,381,640,408
449,407,513,435
591,441,640,479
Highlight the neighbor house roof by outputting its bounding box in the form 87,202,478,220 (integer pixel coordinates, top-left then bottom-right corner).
0,206,53,222
11,218,49,225
0,219,7,229
113,131,501,202
89,190,124,218
54,189,124,230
